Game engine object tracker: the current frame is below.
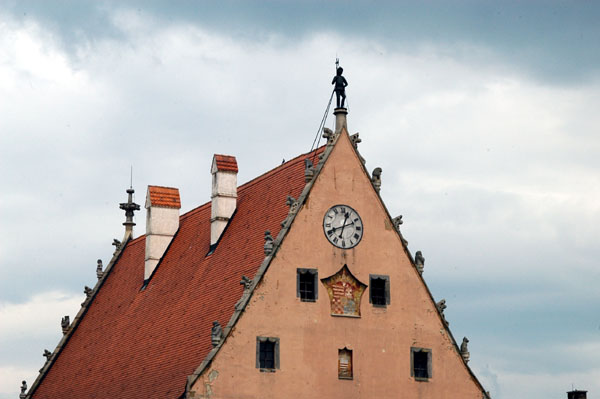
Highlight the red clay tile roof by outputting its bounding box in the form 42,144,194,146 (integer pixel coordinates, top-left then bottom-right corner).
148,185,181,208
213,154,238,172
31,147,325,399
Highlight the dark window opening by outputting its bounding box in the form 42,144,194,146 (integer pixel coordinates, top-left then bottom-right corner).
411,347,431,380
371,278,386,305
256,337,280,371
259,341,275,369
369,274,390,307
297,268,318,302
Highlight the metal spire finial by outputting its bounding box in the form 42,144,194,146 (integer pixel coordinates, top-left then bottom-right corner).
119,181,140,239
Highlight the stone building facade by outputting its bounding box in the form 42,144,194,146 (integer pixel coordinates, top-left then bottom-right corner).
24,109,490,399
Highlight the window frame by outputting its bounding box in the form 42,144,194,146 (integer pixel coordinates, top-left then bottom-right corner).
410,347,432,381
369,274,390,307
338,347,353,380
296,268,318,302
256,336,280,371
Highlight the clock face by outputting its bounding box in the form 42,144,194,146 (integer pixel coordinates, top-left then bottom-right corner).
323,204,363,249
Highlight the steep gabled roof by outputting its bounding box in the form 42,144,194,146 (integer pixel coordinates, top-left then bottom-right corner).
30,147,324,399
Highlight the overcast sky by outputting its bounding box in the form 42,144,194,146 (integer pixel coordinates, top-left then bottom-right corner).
1,1,599,398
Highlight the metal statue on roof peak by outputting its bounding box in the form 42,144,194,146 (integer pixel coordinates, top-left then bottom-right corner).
332,58,348,108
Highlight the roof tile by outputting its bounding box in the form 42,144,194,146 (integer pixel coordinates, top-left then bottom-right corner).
32,147,325,399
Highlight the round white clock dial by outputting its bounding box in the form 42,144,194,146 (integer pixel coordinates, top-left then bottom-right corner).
323,204,363,249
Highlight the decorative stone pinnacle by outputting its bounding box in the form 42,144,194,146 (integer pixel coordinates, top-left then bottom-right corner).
211,321,223,347
119,187,140,238
461,337,470,363
263,230,274,256
20,381,27,399
392,215,403,229
61,315,70,335
371,167,382,193
240,275,252,290
96,259,103,280
436,299,449,326
304,159,315,183
415,250,425,275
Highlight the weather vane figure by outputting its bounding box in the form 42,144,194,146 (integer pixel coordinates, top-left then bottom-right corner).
332,58,348,108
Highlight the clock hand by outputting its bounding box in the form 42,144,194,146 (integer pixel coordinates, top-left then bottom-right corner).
338,212,350,238
326,221,355,236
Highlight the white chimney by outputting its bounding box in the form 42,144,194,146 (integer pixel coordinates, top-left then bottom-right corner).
144,185,181,281
211,154,238,246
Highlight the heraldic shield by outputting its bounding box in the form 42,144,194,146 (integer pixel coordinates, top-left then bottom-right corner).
321,265,367,317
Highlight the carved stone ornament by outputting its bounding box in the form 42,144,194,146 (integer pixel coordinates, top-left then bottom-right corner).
84,286,93,298
349,133,366,164
281,195,299,228
349,132,361,148
96,259,103,280
112,238,122,255
392,215,403,229
61,315,70,334
436,299,449,326
240,275,252,290
263,230,274,256
304,158,315,183
20,381,27,399
211,321,223,347
371,167,382,193
321,265,367,317
43,349,52,360
461,337,470,363
415,250,425,275
322,127,335,144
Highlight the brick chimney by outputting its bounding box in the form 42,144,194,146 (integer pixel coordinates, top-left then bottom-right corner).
568,390,587,399
211,154,238,246
144,186,181,281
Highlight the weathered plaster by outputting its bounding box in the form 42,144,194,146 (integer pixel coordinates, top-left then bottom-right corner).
190,131,486,398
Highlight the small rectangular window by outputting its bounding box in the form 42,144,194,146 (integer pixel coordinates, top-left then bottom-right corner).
297,268,318,301
369,274,390,307
411,347,432,381
256,337,280,371
338,348,353,379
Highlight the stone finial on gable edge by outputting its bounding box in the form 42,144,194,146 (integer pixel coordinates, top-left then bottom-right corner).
19,381,27,399
322,127,335,145
264,230,274,256
112,239,122,255
436,299,449,326
350,132,366,164
240,275,252,290
371,167,382,193
304,158,315,183
211,321,223,347
96,259,103,280
415,250,425,275
460,337,470,363
61,315,70,335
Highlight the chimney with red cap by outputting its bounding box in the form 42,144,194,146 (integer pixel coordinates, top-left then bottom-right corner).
210,154,238,247
144,185,181,281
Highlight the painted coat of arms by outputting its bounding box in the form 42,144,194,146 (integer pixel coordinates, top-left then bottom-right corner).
321,265,366,317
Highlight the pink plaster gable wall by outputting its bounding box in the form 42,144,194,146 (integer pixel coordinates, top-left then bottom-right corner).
190,131,485,399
